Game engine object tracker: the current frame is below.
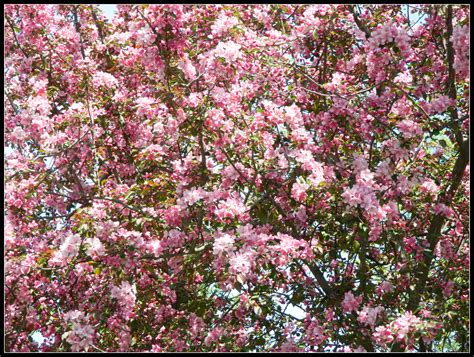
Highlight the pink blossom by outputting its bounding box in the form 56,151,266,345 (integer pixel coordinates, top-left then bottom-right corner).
427,95,455,114
188,313,205,339
229,251,254,281
433,203,453,217
397,119,422,138
178,54,197,81
110,281,137,320
451,25,470,78
420,178,439,194
434,239,454,260
211,13,239,37
305,320,326,345
11,127,26,141
373,324,394,346
357,305,384,327
342,182,379,215
367,24,398,50
215,196,247,221
213,233,235,257
275,233,309,259
352,154,369,173
376,159,391,179
291,181,309,202
3,4,469,353
442,280,455,296
51,234,81,265
279,338,300,352
391,311,421,341
308,162,325,187
63,310,95,352
213,40,242,63
357,169,376,186
342,291,362,313
178,187,207,207
85,237,105,257
376,281,393,295
147,239,163,256
92,71,118,88
204,326,223,346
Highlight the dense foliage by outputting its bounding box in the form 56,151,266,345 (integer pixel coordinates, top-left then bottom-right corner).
4,4,470,352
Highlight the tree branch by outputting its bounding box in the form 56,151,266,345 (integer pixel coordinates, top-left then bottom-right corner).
72,5,86,59
391,139,469,352
349,5,371,39
445,5,464,147
5,15,29,58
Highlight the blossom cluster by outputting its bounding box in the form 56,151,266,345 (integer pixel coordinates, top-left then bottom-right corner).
4,4,469,353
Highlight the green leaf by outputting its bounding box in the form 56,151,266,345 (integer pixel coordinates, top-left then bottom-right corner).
125,190,135,200
352,240,360,251
253,304,262,316
78,223,89,233
291,290,305,304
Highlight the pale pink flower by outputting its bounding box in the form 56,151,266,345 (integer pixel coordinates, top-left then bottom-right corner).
291,181,309,202
305,320,326,345
309,162,325,187
204,326,223,346
52,233,81,264
229,251,254,280
279,338,300,352
92,71,118,88
178,187,206,207
342,185,362,207
442,280,455,296
427,95,455,114
451,25,469,78
276,233,308,257
178,54,197,81
146,239,163,256
376,281,393,295
357,305,384,327
394,71,413,84
392,311,421,341
420,178,439,194
215,197,247,220
211,13,239,37
373,325,394,346
352,154,369,173
376,159,391,179
397,119,422,138
188,313,205,339
110,281,137,320
11,127,26,141
85,237,105,257
214,40,241,63
433,203,453,217
342,291,362,313
357,169,376,186
317,308,332,323
63,310,95,352
293,149,314,170
213,233,235,256
435,239,454,260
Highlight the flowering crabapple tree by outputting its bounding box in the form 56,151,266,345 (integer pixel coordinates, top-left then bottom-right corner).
4,4,470,352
